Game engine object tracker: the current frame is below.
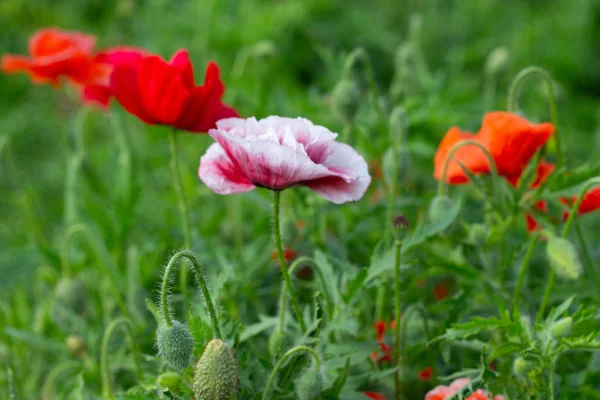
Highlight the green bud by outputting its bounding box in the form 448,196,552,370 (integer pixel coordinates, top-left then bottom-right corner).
193,339,238,400
251,40,278,59
157,372,182,394
513,357,533,377
156,321,194,370
295,369,322,400
268,330,291,359
331,79,362,123
485,47,509,76
551,317,573,339
54,278,87,314
428,195,453,224
66,335,86,356
546,236,582,280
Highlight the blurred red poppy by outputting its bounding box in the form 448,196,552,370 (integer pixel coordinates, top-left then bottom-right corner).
419,366,434,381
433,280,450,300
363,392,387,400
110,49,238,132
270,248,297,263
370,320,395,363
561,187,600,218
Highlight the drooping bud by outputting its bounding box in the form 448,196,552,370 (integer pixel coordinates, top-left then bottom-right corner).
157,372,182,394
156,321,194,370
54,278,87,314
193,339,238,400
66,335,86,356
330,79,362,123
428,195,453,224
485,47,510,76
295,369,322,400
268,330,291,359
551,317,573,339
513,357,533,377
546,236,582,280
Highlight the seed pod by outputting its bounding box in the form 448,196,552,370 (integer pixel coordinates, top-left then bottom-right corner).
331,79,362,123
157,372,182,394
268,330,291,359
193,339,238,400
54,278,87,314
428,195,453,224
551,317,573,339
513,357,533,377
66,335,86,356
546,236,582,280
295,369,322,400
156,321,194,370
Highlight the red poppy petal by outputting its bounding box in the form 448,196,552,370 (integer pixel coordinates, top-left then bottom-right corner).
169,49,195,89
111,61,155,123
82,84,112,107
363,392,387,400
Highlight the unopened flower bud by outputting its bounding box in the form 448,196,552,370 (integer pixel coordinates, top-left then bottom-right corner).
551,317,573,339
193,339,238,400
55,278,87,314
156,321,194,370
331,79,362,123
428,195,453,224
268,330,291,358
66,335,86,356
513,357,533,377
485,47,509,76
546,236,582,280
295,369,322,400
251,40,278,59
157,372,182,394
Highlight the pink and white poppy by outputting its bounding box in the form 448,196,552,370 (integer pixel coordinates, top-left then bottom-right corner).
199,116,371,204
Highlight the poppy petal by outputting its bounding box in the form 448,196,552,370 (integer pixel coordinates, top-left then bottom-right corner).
199,143,255,194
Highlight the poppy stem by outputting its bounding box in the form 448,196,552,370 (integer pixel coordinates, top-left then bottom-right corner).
168,129,192,314
393,239,403,400
272,191,307,334
159,250,222,339
100,317,143,399
41,361,80,400
437,140,498,198
507,66,563,168
537,177,600,322
262,345,320,400
512,232,541,319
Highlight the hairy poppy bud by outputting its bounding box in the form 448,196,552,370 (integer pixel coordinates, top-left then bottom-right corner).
193,339,238,400
513,357,533,377
296,369,322,400
331,79,362,123
546,236,582,280
156,321,194,370
66,335,86,356
551,317,573,339
268,330,291,358
157,372,182,394
485,47,509,76
428,195,453,224
55,278,87,314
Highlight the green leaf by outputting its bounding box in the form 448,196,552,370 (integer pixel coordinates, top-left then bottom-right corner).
545,295,575,326
403,198,462,254
314,250,341,304
560,332,600,350
239,315,278,343
545,163,600,195
322,358,350,399
342,268,368,304
489,342,530,361
434,316,512,342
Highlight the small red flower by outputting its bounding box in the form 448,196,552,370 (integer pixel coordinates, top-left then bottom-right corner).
2,28,109,87
110,49,238,132
363,392,387,400
270,248,297,263
419,366,434,381
561,187,600,218
370,320,394,363
433,280,450,301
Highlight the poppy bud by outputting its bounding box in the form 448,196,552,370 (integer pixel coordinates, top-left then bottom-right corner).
55,278,87,314
66,335,86,356
469,223,489,245
251,40,278,59
485,47,509,76
193,339,238,400
428,195,453,224
268,330,292,358
551,317,573,339
156,321,194,370
157,372,182,394
331,79,362,123
546,236,582,280
513,357,533,377
295,369,322,400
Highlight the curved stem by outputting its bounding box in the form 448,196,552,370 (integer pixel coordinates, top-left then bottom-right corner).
159,249,222,338
273,191,307,334
101,317,143,399
168,129,192,314
261,346,321,400
537,177,600,323
512,233,541,319
437,140,498,197
507,66,562,168
393,241,403,400
42,360,80,400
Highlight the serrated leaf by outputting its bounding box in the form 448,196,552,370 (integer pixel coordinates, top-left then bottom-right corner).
545,295,575,326
560,332,600,350
314,250,341,304
322,358,350,399
435,316,512,342
403,198,462,254
489,342,530,361
239,315,277,343
342,268,368,304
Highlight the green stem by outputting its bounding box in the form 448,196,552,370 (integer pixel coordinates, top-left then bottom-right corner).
168,129,192,314
437,140,498,197
574,220,598,287
342,47,385,118
273,191,307,334
41,360,80,400
507,66,562,168
548,355,558,400
537,177,600,323
512,233,541,319
64,107,90,226
393,240,402,400
159,249,222,338
101,317,143,399
261,346,321,400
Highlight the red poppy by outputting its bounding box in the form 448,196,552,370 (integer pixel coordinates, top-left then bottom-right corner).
419,366,434,381
370,320,395,363
434,112,554,184
270,248,297,263
2,28,109,87
561,187,600,218
425,378,504,400
110,49,238,132
363,392,387,400
433,280,450,300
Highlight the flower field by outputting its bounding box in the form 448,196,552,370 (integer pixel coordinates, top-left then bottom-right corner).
2,1,600,399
